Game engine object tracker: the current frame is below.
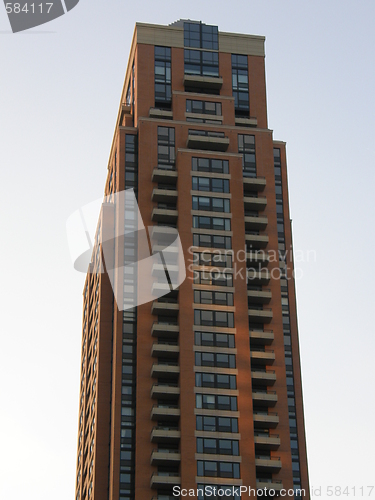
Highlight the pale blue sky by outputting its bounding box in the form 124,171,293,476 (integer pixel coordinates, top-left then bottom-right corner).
0,1,374,498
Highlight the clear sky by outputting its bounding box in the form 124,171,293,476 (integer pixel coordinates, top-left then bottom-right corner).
0,1,374,499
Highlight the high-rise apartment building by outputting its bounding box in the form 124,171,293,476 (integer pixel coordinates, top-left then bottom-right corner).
75,20,310,500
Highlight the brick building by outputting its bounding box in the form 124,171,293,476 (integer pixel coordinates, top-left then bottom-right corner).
75,20,310,500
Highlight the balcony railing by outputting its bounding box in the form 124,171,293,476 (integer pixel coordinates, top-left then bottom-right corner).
187,130,229,152
151,449,181,466
251,369,276,386
250,347,275,364
243,176,266,192
150,384,180,400
183,73,223,90
248,307,273,324
151,362,180,379
150,472,181,489
151,426,181,444
255,456,282,472
244,215,268,231
152,167,178,185
252,390,278,407
151,404,181,421
249,329,274,345
152,187,178,203
253,411,279,428
254,434,281,450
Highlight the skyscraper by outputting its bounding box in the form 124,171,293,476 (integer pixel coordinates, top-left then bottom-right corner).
75,20,310,500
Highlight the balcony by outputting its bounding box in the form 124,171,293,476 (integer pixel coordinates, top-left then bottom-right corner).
151,300,179,316
244,215,268,231
152,167,178,185
255,456,282,473
151,384,180,400
152,208,178,224
253,412,279,429
149,226,179,247
245,233,269,249
151,322,179,338
151,405,181,422
243,196,267,211
251,348,275,365
183,74,223,90
247,251,269,266
151,450,181,466
152,262,180,280
252,390,278,407
243,177,266,192
151,363,180,379
149,108,173,120
248,308,273,324
151,187,178,203
247,269,270,285
150,473,181,489
251,370,276,386
151,342,179,359
151,282,178,297
247,289,272,304
235,116,258,127
256,480,284,493
254,434,280,450
187,131,229,152
151,427,181,444
151,243,180,262
120,103,131,122
249,329,274,345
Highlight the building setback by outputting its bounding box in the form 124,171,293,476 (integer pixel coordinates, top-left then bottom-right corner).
75,20,310,500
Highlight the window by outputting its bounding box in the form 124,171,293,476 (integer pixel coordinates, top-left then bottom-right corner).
193,233,232,250
194,290,233,306
192,157,229,174
195,331,235,348
184,49,219,76
194,310,234,328
196,415,238,433
184,22,218,50
196,394,237,411
189,129,225,138
193,215,231,231
238,134,256,177
187,99,222,116
192,196,230,213
197,438,239,456
193,270,233,286
154,46,171,108
157,127,175,168
232,54,249,116
197,460,240,479
195,352,236,368
193,251,232,268
192,176,230,193
195,372,237,390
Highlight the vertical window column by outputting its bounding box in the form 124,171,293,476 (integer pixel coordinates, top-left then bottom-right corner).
154,46,171,109
238,134,256,178
119,135,138,500
273,147,302,498
232,55,249,117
